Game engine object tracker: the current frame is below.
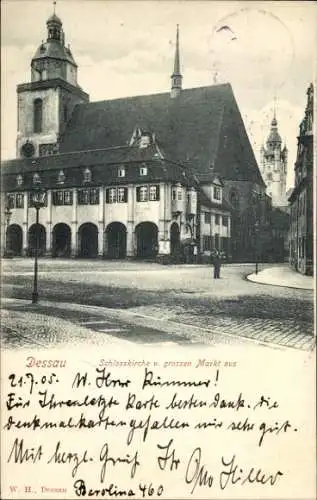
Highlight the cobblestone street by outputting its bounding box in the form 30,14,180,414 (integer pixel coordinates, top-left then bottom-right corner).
1,259,315,351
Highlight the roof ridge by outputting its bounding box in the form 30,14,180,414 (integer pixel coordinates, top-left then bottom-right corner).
78,83,232,108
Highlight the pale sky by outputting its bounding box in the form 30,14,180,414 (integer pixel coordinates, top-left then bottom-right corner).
1,0,316,189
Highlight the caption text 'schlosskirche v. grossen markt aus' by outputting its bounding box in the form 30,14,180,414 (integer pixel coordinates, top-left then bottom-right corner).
2,10,291,263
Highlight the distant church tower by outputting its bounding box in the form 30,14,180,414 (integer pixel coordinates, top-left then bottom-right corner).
260,113,288,207
16,7,89,158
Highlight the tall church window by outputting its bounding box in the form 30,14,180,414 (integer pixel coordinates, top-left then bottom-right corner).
34,99,43,133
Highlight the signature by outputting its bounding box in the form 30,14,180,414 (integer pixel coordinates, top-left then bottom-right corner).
185,447,283,493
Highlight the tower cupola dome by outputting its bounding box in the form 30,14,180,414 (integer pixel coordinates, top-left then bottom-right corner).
31,6,78,85
46,12,63,41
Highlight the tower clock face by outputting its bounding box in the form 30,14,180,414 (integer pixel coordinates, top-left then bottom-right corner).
21,141,35,158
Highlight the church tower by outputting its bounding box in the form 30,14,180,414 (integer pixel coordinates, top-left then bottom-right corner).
260,113,288,207
16,7,89,158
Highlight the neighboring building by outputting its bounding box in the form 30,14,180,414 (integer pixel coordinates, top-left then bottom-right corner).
260,113,288,208
2,11,267,262
199,174,231,261
288,83,314,275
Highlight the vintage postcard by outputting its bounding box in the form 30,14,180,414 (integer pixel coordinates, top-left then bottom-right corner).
1,1,316,499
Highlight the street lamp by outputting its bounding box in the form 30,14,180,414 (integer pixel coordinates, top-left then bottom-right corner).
254,219,260,274
31,181,46,304
4,203,12,257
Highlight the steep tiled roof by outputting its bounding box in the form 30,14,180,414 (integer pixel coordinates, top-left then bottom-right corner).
2,83,264,190
59,83,264,186
2,145,197,192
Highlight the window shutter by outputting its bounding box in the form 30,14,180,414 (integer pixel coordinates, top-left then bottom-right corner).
124,188,128,203
156,185,160,201
136,187,140,202
105,189,110,203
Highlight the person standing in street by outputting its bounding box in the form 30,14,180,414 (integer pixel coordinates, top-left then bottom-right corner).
193,244,198,264
212,250,221,279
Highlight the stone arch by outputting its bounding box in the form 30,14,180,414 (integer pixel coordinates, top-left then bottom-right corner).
6,224,23,256
135,222,158,259
28,224,46,256
52,223,71,257
105,222,127,259
78,223,98,258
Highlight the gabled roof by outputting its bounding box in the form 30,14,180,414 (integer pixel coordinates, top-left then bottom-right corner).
59,83,264,186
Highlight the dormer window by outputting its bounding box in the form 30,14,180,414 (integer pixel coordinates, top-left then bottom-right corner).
118,167,126,178
57,170,65,184
83,168,92,183
33,172,41,185
16,174,23,187
213,187,221,200
140,165,148,176
139,134,151,149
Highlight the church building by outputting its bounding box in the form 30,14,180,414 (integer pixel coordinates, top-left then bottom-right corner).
2,11,266,262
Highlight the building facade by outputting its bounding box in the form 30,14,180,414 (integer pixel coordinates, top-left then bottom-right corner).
2,11,267,262
288,84,314,275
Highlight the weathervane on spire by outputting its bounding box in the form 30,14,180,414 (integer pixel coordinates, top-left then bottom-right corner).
273,93,277,120
53,0,57,14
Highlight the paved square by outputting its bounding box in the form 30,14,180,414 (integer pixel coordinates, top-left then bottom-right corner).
2,259,314,351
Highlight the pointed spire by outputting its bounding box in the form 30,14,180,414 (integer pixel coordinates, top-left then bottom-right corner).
267,101,282,148
171,25,182,98
174,24,180,74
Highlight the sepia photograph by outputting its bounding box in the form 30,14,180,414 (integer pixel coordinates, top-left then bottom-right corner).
1,0,314,352
0,1,316,499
